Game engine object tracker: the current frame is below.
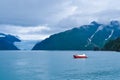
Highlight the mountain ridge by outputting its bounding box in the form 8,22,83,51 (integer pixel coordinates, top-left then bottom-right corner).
32,21,120,50
0,33,21,50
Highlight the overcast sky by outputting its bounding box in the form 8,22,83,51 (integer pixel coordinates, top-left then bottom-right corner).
0,0,120,40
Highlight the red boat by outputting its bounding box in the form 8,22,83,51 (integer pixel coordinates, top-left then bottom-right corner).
73,54,88,58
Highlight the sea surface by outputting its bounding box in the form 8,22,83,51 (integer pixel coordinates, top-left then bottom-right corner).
0,51,120,80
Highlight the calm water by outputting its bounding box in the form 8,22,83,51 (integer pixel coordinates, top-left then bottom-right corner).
0,51,120,80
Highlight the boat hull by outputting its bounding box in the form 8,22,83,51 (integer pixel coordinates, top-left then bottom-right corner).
73,55,87,58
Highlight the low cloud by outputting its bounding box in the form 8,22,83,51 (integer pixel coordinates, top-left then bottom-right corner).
0,25,51,40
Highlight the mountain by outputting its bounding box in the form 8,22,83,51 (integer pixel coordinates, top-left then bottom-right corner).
103,37,120,51
0,33,21,50
32,21,120,50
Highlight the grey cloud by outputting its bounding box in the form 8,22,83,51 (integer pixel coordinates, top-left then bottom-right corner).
0,0,120,26
0,0,72,26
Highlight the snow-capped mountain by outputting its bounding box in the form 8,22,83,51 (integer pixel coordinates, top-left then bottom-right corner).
32,21,120,50
0,33,21,50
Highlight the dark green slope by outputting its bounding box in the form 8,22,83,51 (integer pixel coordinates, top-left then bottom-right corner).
33,22,100,50
103,37,120,51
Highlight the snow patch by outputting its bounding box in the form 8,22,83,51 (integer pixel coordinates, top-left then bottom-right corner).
105,30,114,41
85,25,103,47
90,25,103,41
0,35,5,38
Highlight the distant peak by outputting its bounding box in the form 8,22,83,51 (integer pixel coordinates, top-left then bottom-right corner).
0,33,6,36
90,21,100,26
110,20,119,26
